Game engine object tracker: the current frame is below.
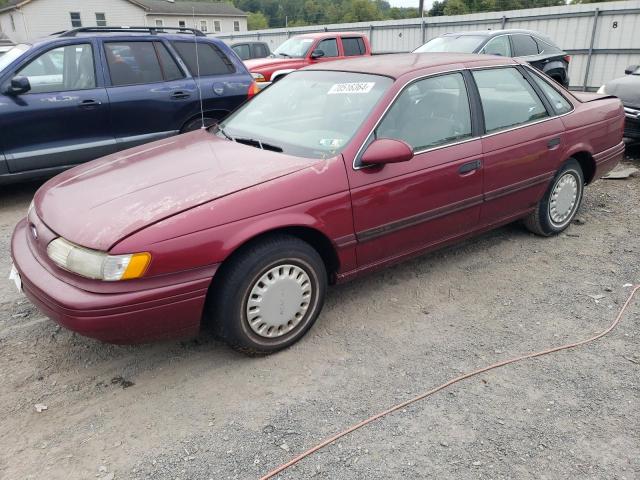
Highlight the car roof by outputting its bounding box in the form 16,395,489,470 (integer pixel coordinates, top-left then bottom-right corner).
304,52,516,79
30,29,225,48
294,31,364,40
443,29,542,37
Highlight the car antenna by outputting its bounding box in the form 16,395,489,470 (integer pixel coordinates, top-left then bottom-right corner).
192,7,206,129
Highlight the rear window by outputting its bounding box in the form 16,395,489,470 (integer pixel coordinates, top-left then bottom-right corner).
343,37,366,56
172,41,235,76
414,35,486,53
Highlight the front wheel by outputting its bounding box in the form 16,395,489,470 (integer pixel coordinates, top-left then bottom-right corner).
208,235,327,356
524,158,584,236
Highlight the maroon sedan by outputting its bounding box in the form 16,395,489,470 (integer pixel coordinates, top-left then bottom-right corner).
10,54,624,355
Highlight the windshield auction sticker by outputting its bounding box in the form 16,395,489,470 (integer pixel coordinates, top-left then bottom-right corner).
328,82,375,94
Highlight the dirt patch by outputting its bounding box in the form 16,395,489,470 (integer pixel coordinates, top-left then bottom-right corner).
1,147,639,479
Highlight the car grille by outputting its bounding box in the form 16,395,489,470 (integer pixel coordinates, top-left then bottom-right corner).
624,107,640,139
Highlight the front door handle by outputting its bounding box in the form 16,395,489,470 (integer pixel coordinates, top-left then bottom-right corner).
171,91,190,99
78,99,101,108
547,137,561,149
459,159,481,175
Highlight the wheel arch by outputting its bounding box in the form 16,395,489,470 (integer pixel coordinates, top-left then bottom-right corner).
569,151,596,184
180,109,230,133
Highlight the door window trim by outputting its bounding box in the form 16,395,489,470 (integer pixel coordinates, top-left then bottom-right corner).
520,65,575,116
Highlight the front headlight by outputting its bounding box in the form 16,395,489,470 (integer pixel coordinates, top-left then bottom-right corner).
597,84,607,94
47,237,151,281
251,72,266,82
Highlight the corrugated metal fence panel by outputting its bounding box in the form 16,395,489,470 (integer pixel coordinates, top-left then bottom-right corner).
214,0,640,89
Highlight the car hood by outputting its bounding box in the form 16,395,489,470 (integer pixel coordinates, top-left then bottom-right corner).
604,74,640,108
245,57,306,72
34,130,316,251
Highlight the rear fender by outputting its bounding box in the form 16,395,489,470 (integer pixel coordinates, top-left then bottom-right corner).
271,69,296,82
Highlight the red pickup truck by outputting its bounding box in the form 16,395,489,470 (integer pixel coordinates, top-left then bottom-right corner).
245,32,371,86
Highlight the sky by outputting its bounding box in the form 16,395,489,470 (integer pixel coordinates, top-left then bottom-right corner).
388,0,436,9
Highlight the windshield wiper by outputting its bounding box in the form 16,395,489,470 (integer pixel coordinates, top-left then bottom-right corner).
235,137,283,153
216,126,233,141
277,52,292,58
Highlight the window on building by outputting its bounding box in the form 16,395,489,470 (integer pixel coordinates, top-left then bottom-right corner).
10,14,15,31
472,67,548,133
171,41,235,76
155,19,163,27
95,13,107,27
233,20,240,32
70,12,82,28
214,20,221,32
105,41,183,86
18,43,95,93
200,20,208,32
179,20,186,28
376,73,472,151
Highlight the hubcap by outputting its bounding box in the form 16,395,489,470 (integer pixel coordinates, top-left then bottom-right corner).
246,264,312,339
549,172,579,226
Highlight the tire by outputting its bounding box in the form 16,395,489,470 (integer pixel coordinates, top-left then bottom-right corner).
208,235,327,356
524,158,584,236
181,116,219,133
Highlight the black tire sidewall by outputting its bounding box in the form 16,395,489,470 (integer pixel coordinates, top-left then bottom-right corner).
182,117,218,133
539,160,584,234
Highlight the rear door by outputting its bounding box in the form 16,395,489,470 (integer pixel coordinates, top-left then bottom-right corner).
341,37,368,57
102,39,198,149
1,40,114,173
348,72,483,267
472,66,565,224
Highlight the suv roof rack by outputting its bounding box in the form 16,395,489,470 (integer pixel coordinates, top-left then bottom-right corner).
58,26,206,37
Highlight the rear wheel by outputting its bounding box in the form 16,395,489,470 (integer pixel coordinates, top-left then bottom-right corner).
524,158,584,236
208,235,327,356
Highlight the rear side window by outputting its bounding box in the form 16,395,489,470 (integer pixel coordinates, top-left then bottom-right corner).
535,38,561,54
529,71,573,114
316,38,338,58
172,41,235,76
342,37,366,56
511,35,539,57
18,43,95,93
254,43,269,58
376,72,472,151
105,42,182,86
472,67,548,133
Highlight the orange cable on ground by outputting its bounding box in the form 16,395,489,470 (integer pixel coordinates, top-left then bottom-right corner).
259,285,640,480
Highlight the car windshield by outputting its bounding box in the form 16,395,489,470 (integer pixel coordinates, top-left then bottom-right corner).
271,37,315,58
218,71,393,159
0,44,30,71
414,35,486,53
632,66,640,75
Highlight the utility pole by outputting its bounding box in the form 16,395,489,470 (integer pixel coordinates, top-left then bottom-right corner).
419,0,425,17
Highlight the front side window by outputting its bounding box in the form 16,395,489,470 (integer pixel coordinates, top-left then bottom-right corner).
481,36,511,57
0,43,29,71
232,44,250,60
70,12,81,28
316,38,338,58
473,67,548,133
255,44,268,57
342,37,366,56
511,34,539,57
376,73,472,152
17,44,95,93
220,71,393,159
414,35,486,53
529,71,572,114
95,13,107,27
171,41,234,76
105,41,181,86
234,21,240,32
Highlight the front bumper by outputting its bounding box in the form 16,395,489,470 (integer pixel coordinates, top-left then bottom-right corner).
624,106,640,139
10,219,215,344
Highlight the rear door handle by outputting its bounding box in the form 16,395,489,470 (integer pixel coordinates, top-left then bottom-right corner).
459,159,481,175
78,99,101,108
171,91,190,99
547,137,561,149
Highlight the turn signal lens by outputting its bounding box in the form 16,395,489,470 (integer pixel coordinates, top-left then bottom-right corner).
248,81,260,98
47,237,151,281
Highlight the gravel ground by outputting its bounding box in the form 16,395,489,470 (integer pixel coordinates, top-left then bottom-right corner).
0,145,638,480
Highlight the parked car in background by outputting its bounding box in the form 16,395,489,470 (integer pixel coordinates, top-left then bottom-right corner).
245,32,371,86
231,41,271,61
11,54,624,355
0,26,258,185
414,29,571,87
598,64,640,140
0,33,14,57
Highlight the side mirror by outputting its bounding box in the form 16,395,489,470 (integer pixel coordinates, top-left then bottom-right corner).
310,49,325,59
7,75,30,95
624,64,638,75
361,138,414,166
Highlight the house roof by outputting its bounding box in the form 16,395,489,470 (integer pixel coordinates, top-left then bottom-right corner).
0,0,247,17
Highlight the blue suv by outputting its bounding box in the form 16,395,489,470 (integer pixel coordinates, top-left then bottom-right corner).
0,27,256,185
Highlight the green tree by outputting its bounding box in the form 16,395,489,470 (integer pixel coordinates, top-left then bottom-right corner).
247,11,269,30
443,0,470,15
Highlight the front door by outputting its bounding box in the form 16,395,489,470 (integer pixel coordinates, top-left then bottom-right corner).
0,41,114,173
348,72,484,267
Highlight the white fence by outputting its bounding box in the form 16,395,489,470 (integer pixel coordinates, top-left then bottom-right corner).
213,0,640,90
